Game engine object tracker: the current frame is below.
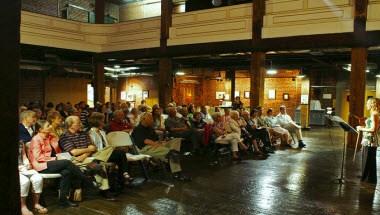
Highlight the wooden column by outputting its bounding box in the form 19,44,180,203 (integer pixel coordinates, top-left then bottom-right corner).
160,0,172,51
348,0,369,147
94,62,105,104
0,0,21,214
227,69,236,100
159,0,173,107
159,58,173,108
348,48,367,147
250,0,266,109
95,0,105,24
250,52,266,108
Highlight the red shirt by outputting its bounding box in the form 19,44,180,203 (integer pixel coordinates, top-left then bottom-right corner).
109,119,132,132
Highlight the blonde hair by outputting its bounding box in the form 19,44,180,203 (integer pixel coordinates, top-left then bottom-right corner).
230,110,240,120
368,98,380,112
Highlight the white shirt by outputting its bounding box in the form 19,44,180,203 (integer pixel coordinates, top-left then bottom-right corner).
276,113,293,126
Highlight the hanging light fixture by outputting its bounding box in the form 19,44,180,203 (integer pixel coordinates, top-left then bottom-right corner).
266,61,277,75
296,68,305,78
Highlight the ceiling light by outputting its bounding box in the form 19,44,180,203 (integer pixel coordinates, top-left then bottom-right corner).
108,58,116,61
114,65,120,69
296,74,305,78
266,69,278,75
176,71,185,76
376,74,380,78
366,69,370,73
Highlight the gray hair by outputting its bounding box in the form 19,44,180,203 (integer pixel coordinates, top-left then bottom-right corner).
19,110,36,122
65,115,80,128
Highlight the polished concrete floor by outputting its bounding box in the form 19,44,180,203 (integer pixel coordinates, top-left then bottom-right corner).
45,127,380,215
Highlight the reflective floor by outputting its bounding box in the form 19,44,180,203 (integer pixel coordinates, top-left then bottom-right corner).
46,127,380,215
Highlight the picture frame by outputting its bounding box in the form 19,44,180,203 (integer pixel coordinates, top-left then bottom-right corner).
126,94,136,102
244,91,250,99
216,91,225,99
283,93,289,100
268,89,276,100
142,90,149,99
322,93,332,99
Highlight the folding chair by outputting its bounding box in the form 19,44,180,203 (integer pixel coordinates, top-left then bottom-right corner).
106,131,151,181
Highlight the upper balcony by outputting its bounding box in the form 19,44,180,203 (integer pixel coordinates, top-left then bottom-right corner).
20,0,380,53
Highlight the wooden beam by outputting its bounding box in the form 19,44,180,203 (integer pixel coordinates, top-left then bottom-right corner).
0,0,21,214
161,0,173,52
159,58,173,107
94,61,105,104
250,52,266,108
95,0,105,24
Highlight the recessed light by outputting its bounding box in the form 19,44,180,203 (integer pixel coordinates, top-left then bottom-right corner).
266,69,277,75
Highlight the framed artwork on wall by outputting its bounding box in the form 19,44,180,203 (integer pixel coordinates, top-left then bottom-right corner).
268,89,276,100
244,91,250,99
142,90,149,99
216,91,225,99
283,93,289,100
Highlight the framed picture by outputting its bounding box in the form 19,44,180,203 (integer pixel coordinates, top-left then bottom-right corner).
234,91,240,97
268,89,276,100
126,94,136,102
301,95,309,104
244,91,250,99
283,93,289,100
216,91,225,99
322,93,332,99
121,91,127,100
225,94,230,100
142,90,149,99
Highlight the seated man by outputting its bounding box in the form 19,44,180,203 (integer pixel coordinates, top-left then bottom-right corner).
164,107,200,152
276,105,306,148
132,113,190,181
59,116,116,200
264,108,292,146
109,110,133,132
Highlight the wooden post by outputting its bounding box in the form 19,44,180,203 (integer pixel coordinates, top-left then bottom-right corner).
347,0,369,147
159,58,173,108
94,61,105,104
348,48,367,148
252,0,265,44
95,0,105,24
0,0,21,214
160,0,172,52
250,52,266,108
227,69,236,100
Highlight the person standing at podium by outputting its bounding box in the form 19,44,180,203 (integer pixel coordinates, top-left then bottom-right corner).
357,98,380,184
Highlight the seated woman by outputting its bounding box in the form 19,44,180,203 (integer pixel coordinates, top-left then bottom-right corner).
29,120,85,208
212,112,240,160
240,111,266,156
19,141,47,215
264,108,292,146
88,112,132,184
47,111,65,138
152,105,166,138
246,109,275,154
19,110,37,144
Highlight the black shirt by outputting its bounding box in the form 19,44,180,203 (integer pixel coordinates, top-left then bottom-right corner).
131,124,159,149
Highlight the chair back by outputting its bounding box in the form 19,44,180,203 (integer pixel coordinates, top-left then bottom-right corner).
107,131,133,147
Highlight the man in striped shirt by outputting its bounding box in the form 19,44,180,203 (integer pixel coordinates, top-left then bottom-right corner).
59,116,115,200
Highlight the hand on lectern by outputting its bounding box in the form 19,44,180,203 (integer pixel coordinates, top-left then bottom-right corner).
356,126,363,131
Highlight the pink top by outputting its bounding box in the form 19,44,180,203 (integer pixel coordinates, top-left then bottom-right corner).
29,134,62,172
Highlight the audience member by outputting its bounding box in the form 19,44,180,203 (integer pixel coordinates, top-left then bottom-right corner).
19,110,37,144
132,113,191,181
18,141,47,215
109,110,133,133
277,105,306,148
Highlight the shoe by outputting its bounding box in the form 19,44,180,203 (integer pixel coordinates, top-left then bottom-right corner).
59,199,78,208
173,172,192,182
298,141,306,148
99,191,117,201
